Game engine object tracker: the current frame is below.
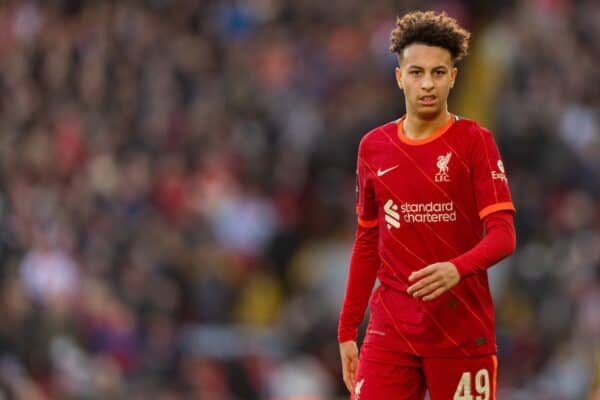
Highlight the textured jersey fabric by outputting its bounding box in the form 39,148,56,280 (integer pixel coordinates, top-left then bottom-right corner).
338,115,515,357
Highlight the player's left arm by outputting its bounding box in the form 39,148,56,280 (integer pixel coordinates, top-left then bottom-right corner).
407,210,516,301
408,128,516,301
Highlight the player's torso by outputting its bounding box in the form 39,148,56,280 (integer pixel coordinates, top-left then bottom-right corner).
361,120,482,270
359,118,501,357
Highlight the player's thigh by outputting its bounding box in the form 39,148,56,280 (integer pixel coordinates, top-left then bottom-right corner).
352,357,426,400
423,354,498,400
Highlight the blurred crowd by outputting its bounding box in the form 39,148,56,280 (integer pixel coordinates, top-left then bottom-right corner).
0,0,597,399
485,1,600,399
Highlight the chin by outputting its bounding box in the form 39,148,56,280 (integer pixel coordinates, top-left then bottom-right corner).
416,108,442,120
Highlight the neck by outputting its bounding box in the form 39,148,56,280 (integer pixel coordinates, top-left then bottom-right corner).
403,109,452,140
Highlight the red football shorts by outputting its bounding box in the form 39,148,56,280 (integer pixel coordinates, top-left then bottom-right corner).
352,353,498,400
350,288,498,399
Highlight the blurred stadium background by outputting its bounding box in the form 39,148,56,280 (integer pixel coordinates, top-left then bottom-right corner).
0,0,598,399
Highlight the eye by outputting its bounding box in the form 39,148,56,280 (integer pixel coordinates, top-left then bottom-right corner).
434,70,447,76
410,70,422,76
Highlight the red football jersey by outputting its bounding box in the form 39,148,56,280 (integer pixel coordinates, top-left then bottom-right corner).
355,115,515,358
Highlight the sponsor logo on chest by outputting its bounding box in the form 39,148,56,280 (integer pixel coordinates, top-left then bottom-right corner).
384,199,457,228
384,199,401,229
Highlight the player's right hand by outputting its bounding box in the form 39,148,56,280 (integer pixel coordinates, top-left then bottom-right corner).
339,340,359,393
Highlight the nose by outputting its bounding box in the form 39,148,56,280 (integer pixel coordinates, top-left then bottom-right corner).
421,73,434,91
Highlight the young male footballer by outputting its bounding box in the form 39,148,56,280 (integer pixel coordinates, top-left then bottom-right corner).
338,10,516,400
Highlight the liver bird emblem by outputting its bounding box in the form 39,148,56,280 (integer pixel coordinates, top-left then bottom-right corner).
437,152,452,173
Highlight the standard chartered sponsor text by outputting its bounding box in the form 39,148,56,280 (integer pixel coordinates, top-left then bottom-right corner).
400,201,457,223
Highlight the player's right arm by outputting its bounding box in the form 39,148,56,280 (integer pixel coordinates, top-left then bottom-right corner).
338,143,380,393
338,223,379,392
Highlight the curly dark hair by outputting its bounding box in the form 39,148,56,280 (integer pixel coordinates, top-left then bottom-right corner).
390,11,470,63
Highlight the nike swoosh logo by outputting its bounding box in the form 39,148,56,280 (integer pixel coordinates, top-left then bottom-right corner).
377,165,400,177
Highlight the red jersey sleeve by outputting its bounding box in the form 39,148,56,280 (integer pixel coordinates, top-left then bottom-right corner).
356,143,378,228
337,225,379,342
451,211,516,277
338,141,380,343
471,128,516,219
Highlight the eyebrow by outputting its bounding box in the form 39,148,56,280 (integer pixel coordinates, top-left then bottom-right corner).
407,65,449,70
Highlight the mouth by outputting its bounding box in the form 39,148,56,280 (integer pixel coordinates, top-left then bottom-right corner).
418,95,437,106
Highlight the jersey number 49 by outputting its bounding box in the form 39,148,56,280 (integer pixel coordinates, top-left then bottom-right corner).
453,369,490,400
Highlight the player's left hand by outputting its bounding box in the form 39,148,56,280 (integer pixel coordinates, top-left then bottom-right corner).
407,262,460,301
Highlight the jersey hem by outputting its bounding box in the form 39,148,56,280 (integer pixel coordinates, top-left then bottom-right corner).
360,342,498,363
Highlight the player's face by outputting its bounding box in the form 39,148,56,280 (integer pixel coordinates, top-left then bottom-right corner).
395,43,457,119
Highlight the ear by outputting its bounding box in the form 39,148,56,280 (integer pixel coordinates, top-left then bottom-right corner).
450,67,458,88
395,67,403,90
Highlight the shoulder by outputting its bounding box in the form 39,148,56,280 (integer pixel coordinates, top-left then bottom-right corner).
452,116,495,143
358,119,398,154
